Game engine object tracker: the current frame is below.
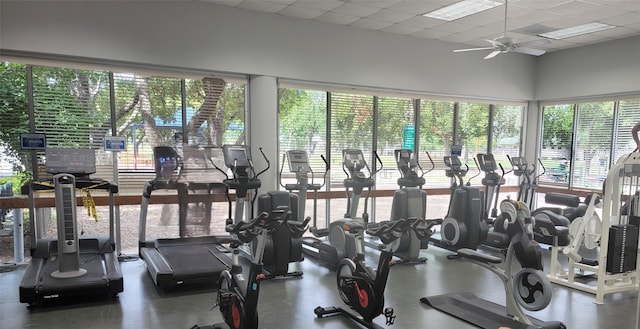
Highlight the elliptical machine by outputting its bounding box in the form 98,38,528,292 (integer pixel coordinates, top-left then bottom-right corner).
430,154,488,256
315,218,435,329
366,149,432,264
213,144,307,279
421,198,566,329
279,150,329,234
191,208,308,329
300,149,379,268
476,153,511,250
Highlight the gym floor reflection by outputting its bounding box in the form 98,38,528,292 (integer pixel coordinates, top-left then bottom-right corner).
1,247,638,329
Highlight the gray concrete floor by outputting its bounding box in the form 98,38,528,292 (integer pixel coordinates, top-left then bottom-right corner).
1,246,638,329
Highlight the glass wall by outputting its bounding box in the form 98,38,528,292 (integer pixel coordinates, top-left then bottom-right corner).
539,99,640,190
539,104,574,186
0,62,247,259
277,87,527,223
329,92,374,221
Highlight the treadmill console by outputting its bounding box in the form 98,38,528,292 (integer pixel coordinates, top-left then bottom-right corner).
287,150,311,173
45,148,96,177
153,146,179,180
222,145,251,169
343,149,366,171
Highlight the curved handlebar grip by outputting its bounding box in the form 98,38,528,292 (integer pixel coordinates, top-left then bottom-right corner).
255,147,270,178
373,150,384,173
537,158,546,175
320,154,329,170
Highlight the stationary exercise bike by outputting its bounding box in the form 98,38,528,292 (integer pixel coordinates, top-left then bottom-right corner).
315,218,434,329
191,208,307,329
422,198,565,329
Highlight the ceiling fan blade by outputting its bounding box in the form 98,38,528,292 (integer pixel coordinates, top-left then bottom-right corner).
485,39,506,47
484,50,502,59
513,47,546,56
516,39,552,48
453,47,495,53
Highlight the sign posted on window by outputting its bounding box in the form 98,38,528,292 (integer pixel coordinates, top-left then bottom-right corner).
20,133,46,150
104,136,126,152
403,125,415,150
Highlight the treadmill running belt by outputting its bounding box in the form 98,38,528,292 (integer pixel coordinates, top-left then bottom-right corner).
38,254,110,291
422,292,537,329
158,244,228,280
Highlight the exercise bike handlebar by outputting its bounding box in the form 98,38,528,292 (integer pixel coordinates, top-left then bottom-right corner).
226,211,272,243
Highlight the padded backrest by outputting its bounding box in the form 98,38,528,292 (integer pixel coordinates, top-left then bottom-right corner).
257,190,299,221
390,187,427,221
545,192,580,207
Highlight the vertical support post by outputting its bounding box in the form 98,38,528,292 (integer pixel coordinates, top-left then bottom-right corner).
13,208,24,264
248,76,278,210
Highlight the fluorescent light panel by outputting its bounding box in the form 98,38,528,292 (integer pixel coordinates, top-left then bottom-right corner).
538,22,616,40
423,0,503,21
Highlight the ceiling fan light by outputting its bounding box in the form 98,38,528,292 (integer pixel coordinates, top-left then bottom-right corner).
537,22,616,40
423,0,503,21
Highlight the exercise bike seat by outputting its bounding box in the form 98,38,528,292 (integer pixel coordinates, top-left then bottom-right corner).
457,248,502,264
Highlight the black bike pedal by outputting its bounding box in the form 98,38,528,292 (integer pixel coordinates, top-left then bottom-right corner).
384,307,396,325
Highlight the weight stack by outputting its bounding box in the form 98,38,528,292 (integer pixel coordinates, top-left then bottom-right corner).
606,225,639,274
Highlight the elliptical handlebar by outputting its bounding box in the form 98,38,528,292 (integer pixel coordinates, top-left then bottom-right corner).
373,150,384,176
317,154,330,189
254,147,270,179
466,158,479,186
424,151,435,176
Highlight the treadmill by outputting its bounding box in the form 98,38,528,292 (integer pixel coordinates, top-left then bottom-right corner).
19,148,123,306
139,145,232,290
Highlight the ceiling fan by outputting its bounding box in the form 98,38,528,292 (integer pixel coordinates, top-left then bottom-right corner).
453,0,551,59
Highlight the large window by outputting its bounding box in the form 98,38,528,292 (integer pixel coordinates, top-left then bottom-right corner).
573,102,614,189
539,104,574,186
614,99,640,161
278,88,328,227
492,104,524,187
539,99,640,190
329,92,374,221
0,62,247,258
376,96,415,190
458,102,489,159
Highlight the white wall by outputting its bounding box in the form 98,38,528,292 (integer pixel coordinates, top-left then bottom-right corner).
0,0,537,101
535,36,640,101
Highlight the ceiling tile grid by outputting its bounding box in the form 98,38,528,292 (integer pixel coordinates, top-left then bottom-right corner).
201,0,640,53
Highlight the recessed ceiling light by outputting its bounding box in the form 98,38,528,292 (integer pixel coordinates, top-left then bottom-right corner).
538,22,616,40
423,0,503,21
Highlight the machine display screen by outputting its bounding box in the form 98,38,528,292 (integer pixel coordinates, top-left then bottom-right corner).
287,150,311,172
229,148,249,167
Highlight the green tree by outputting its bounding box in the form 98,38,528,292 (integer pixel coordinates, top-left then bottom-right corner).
278,89,326,151
0,62,29,171
420,100,454,154
542,104,574,148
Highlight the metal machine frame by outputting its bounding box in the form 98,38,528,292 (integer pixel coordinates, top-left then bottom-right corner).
548,152,640,304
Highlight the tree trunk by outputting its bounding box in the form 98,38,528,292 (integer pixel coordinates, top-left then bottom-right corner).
188,77,226,145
